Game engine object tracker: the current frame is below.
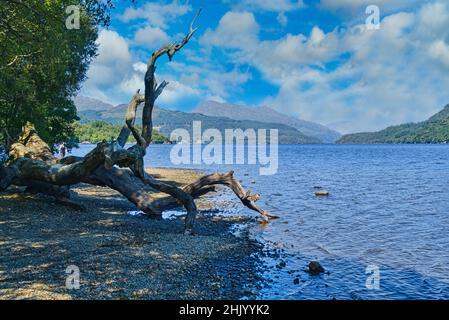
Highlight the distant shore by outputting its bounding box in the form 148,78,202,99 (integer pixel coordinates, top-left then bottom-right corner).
0,167,262,299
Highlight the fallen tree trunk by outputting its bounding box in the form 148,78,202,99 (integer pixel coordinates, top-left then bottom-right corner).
0,10,277,233
0,122,276,232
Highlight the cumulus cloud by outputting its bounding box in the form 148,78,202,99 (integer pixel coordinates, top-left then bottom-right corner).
167,61,252,100
117,61,201,105
202,1,449,133
120,0,191,29
157,80,201,104
133,26,170,49
428,40,449,68
82,30,200,106
82,0,449,132
200,11,260,48
225,0,305,12
82,30,133,103
224,0,305,27
118,63,146,95
319,0,425,14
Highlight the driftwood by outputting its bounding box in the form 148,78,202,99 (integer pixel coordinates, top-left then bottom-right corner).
0,10,277,234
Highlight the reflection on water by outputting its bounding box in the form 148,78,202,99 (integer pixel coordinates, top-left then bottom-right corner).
72,144,449,299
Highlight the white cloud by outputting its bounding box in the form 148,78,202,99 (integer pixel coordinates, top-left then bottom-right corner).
226,0,305,12
81,4,207,107
224,0,304,26
82,0,449,132
167,60,252,100
157,79,201,104
416,1,449,38
93,30,131,67
133,26,170,49
204,69,252,98
206,95,226,103
319,0,425,14
428,40,449,68
132,62,147,74
120,1,191,29
82,30,133,104
277,12,288,27
116,61,201,105
118,63,146,95
202,2,449,133
200,11,260,48
82,30,199,106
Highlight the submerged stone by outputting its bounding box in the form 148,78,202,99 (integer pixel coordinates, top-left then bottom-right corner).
307,261,325,275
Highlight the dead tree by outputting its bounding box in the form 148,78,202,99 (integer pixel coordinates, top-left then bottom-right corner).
0,10,277,234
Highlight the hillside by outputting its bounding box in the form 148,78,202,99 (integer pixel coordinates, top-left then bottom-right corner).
74,121,168,144
75,96,321,144
337,105,449,144
74,95,114,112
193,101,341,143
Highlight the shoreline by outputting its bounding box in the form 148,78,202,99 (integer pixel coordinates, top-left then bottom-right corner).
0,167,264,299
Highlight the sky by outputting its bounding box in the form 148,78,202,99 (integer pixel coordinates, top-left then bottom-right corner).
80,0,449,134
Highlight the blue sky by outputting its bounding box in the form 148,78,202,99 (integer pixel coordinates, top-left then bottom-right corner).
81,0,449,133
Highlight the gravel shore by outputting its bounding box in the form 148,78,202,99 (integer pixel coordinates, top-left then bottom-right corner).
0,168,263,299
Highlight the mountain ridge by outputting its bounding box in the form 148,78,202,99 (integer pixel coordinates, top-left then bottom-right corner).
337,104,449,144
192,100,341,143
74,96,321,144
74,95,114,112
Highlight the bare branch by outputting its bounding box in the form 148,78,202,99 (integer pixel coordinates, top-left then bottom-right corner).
142,173,198,234
116,90,145,148
146,8,202,67
182,171,278,220
142,9,201,145
190,8,202,33
154,80,169,99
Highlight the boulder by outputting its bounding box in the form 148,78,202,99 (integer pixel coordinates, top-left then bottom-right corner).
307,261,325,275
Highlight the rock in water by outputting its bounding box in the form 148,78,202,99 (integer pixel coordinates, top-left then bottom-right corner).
293,278,300,285
308,261,325,275
276,260,286,269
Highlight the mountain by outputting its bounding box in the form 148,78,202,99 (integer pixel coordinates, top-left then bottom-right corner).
192,101,341,143
74,96,320,144
73,95,114,112
337,105,449,144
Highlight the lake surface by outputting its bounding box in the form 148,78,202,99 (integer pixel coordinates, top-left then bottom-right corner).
72,144,449,299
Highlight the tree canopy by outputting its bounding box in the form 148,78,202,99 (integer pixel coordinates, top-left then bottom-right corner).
74,121,169,144
0,0,115,149
337,105,449,144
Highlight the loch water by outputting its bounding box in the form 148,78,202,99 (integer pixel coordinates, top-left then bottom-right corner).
72,144,449,299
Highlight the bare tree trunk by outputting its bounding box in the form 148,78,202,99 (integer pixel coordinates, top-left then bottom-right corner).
0,9,278,233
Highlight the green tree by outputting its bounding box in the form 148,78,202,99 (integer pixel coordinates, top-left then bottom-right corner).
0,0,115,149
74,121,169,144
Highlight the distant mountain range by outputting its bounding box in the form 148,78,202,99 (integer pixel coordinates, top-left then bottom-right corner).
193,101,341,143
74,96,323,144
337,104,449,144
74,95,115,112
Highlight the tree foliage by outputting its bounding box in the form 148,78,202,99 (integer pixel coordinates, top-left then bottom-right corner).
74,121,169,144
337,105,449,144
0,0,115,149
